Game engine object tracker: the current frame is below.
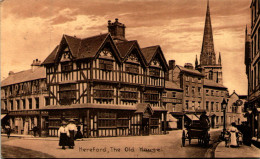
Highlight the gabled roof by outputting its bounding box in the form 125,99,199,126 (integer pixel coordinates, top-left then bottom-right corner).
42,33,110,65
1,67,46,87
116,40,147,66
78,33,109,59
176,65,204,76
141,46,159,64
165,81,182,91
116,40,136,58
203,79,227,89
141,45,169,71
42,45,59,65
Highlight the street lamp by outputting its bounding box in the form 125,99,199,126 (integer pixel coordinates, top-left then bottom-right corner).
221,98,228,138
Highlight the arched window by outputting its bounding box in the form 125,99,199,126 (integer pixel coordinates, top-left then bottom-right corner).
209,71,213,80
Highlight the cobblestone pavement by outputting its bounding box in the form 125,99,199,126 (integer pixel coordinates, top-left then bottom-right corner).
1,129,222,158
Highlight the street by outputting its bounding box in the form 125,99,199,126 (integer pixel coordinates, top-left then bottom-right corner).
1,129,222,158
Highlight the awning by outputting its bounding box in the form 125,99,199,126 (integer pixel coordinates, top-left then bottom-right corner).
185,114,199,121
1,114,7,120
167,114,178,122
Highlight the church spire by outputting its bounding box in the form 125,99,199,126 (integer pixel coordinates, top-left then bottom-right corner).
195,55,198,68
218,52,221,65
200,0,216,66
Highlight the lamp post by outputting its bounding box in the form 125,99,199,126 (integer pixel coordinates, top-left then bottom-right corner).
221,98,228,139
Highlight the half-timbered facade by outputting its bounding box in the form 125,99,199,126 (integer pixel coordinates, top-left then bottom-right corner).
42,19,168,137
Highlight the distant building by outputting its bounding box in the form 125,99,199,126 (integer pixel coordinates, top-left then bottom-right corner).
1,59,49,136
226,91,247,126
244,0,260,143
162,80,183,129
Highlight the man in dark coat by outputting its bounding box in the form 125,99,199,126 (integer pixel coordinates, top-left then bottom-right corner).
199,111,210,129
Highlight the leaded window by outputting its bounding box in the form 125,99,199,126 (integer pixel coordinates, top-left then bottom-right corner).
125,63,139,74
149,67,160,77
59,84,77,105
99,59,113,71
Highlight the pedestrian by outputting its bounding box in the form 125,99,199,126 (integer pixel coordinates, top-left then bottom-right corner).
228,122,239,148
58,121,69,150
32,125,39,137
5,124,11,138
199,111,210,130
74,125,83,140
224,131,230,147
243,122,252,146
66,119,77,149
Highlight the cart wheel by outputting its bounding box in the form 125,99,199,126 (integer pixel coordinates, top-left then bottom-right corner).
182,130,186,147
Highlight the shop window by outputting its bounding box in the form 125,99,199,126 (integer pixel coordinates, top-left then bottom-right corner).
117,119,129,127
16,100,20,110
28,98,32,109
98,112,116,128
35,98,39,109
125,63,139,74
10,100,13,110
4,101,7,110
149,67,160,77
99,59,113,71
22,99,26,109
59,84,76,105
150,119,159,126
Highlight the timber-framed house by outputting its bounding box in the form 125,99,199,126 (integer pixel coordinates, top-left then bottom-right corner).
41,19,169,137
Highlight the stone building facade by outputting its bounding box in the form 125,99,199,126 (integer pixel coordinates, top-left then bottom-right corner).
1,60,49,136
244,0,260,143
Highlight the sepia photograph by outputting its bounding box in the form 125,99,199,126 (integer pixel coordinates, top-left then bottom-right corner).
1,0,260,158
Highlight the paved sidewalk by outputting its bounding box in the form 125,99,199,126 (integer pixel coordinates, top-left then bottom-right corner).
215,141,260,158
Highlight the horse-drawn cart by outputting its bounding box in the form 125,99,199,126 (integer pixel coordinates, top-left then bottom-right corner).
182,114,210,147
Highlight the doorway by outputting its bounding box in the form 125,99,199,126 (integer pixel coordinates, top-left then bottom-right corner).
142,117,149,136
211,116,215,128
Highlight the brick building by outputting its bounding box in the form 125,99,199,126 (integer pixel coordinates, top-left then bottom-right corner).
244,0,260,143
1,60,49,136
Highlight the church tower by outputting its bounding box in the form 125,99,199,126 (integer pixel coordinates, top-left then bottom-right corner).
197,0,223,84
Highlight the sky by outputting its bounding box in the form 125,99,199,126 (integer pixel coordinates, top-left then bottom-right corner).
1,0,251,95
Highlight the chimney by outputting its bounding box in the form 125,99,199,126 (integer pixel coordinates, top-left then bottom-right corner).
108,18,126,43
8,71,15,76
184,63,194,69
31,58,41,71
169,60,175,70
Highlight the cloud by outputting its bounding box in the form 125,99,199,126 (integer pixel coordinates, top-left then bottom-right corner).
1,0,251,95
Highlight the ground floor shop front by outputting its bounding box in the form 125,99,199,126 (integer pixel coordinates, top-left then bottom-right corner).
43,103,167,138
7,110,49,136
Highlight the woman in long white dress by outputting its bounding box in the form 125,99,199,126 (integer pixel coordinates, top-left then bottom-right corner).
229,122,238,147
